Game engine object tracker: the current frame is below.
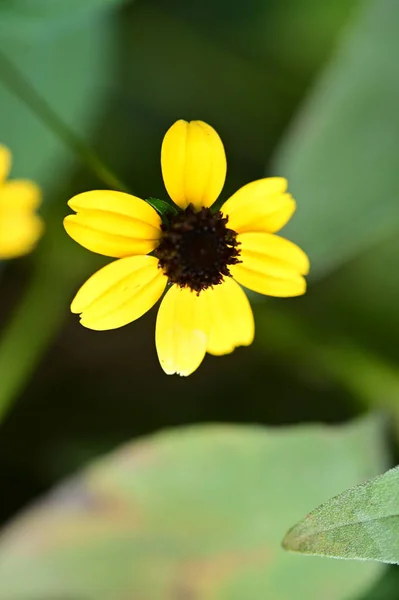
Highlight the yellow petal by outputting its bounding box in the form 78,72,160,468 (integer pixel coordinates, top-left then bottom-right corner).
204,277,254,356
238,232,309,274
64,190,162,258
231,232,309,297
155,285,209,376
71,255,167,331
0,213,43,259
0,172,43,259
161,120,226,210
221,178,295,234
0,180,41,211
0,145,11,184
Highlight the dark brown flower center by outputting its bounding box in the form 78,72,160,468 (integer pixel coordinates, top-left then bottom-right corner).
154,205,241,293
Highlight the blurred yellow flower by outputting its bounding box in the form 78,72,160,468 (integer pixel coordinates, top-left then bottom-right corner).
64,120,309,376
0,145,43,260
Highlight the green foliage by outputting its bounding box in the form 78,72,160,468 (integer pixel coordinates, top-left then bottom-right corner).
0,0,128,38
283,465,399,565
0,5,119,414
145,197,180,219
0,1,398,598
0,417,387,600
0,13,117,190
357,567,399,600
275,0,399,277
259,0,399,432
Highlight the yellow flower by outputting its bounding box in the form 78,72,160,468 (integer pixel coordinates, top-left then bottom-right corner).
64,120,309,376
0,145,43,260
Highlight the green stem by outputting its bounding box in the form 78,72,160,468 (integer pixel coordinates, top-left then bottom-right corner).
0,50,128,192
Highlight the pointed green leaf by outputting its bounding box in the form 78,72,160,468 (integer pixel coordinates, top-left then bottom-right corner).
145,197,180,219
283,466,399,564
0,417,387,600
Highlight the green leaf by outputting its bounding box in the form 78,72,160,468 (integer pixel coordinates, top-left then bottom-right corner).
274,0,399,277
283,465,399,564
145,197,180,219
0,416,387,600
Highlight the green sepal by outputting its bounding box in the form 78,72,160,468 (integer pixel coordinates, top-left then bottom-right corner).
145,197,180,220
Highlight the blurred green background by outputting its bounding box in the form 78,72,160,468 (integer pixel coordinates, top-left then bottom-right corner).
0,0,399,598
